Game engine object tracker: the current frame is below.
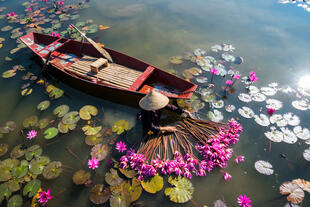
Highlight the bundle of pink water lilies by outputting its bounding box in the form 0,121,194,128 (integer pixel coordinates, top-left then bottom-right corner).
117,118,243,181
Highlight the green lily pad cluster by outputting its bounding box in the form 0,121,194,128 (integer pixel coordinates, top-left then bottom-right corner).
0,121,16,134
0,143,63,206
112,120,130,135
46,84,64,99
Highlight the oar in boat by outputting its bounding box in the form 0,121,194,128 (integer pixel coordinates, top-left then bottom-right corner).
69,24,113,63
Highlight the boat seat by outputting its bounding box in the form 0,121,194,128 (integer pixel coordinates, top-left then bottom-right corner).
128,66,155,91
65,55,143,89
37,38,71,58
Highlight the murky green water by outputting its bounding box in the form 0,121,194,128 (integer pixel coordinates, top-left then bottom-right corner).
0,0,310,206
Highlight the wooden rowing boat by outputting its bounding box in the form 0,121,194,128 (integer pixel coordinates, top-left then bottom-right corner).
20,32,197,104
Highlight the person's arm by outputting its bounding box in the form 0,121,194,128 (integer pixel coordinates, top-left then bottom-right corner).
165,104,193,118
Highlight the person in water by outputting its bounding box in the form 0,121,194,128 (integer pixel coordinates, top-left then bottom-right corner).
138,90,193,135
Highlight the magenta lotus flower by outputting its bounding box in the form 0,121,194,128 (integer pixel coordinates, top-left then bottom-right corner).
27,8,31,11
249,71,256,76
10,12,15,17
27,130,37,140
234,156,245,164
237,195,252,207
233,74,240,79
115,141,127,153
267,108,275,115
249,75,258,82
51,32,55,36
55,33,61,38
58,1,64,5
38,189,52,206
226,80,233,85
88,158,99,170
223,172,232,181
210,68,218,75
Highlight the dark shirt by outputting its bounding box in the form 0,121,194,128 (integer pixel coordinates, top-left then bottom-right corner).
140,104,184,134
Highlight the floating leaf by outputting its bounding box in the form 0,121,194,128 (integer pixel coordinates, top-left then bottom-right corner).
212,199,227,207
2,69,16,78
280,182,304,204
10,145,25,159
112,120,130,135
53,105,70,117
238,93,252,102
281,127,297,144
44,127,59,139
79,105,98,120
82,125,102,136
212,100,224,109
0,159,19,181
49,88,64,99
207,110,223,122
293,126,310,140
110,192,127,207
1,25,13,32
62,111,80,125
266,99,283,110
37,118,49,129
105,169,123,186
261,87,277,96
12,160,28,178
25,145,42,161
141,174,164,194
283,113,300,126
29,156,50,174
303,148,310,161
123,178,142,202
89,184,111,204
58,121,76,133
254,114,270,126
23,179,41,197
195,76,208,83
169,56,183,64
43,161,62,179
0,143,8,157
0,121,16,133
7,178,21,192
225,104,236,112
292,179,310,193
119,168,136,179
292,100,309,111
37,100,50,111
251,93,266,102
8,194,22,207
164,176,194,203
23,115,38,128
264,129,283,142
254,160,274,175
46,84,57,93
73,170,91,185
91,144,109,161
85,135,103,146
0,182,11,203
238,106,255,118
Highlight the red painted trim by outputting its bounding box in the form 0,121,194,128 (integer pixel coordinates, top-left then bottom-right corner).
128,66,155,91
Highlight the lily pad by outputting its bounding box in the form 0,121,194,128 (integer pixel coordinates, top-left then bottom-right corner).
10,145,25,159
43,161,62,179
7,178,21,192
62,111,80,125
0,143,8,157
0,158,19,181
53,105,70,117
29,156,50,174
105,168,123,186
7,194,22,207
0,182,11,203
251,93,266,102
119,168,136,179
58,121,76,133
266,99,283,110
238,93,252,102
292,179,310,193
0,121,16,133
2,69,16,78
23,115,38,128
82,125,102,136
79,105,98,120
73,170,91,185
238,106,255,119
44,127,59,139
85,135,103,146
112,120,130,135
292,100,309,111
38,118,49,129
123,178,142,202
303,148,310,161
141,174,164,194
89,184,111,204
1,25,13,32
264,129,283,143
254,114,270,126
23,179,41,197
91,144,109,161
212,199,228,207
109,191,128,207
12,161,28,178
207,110,223,122
25,145,42,161
254,160,274,175
280,182,304,204
281,127,297,144
49,88,64,99
169,56,183,64
37,100,50,111
164,176,194,203
212,100,224,109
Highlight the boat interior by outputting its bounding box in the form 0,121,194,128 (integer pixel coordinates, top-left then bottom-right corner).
20,32,197,98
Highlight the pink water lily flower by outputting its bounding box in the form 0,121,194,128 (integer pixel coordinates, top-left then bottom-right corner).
210,68,218,75
233,74,240,79
27,130,37,140
38,189,52,206
226,80,233,85
234,156,245,164
237,194,252,207
267,108,275,115
58,1,64,5
116,141,127,153
88,158,99,170
10,12,15,17
223,172,232,181
51,32,55,36
55,33,61,38
27,8,31,11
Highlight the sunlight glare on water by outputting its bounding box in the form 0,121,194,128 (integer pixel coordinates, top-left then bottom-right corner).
298,75,310,90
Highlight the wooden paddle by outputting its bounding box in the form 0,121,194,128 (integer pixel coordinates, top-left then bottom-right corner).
70,24,113,62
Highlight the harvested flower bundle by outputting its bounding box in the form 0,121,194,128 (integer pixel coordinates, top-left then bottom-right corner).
120,118,242,180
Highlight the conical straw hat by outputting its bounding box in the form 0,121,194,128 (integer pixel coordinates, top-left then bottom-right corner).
139,90,169,111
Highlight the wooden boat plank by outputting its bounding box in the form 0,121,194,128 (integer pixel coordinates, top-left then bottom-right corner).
68,66,132,88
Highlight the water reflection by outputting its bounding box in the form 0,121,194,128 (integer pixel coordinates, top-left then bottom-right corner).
298,75,310,90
